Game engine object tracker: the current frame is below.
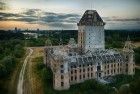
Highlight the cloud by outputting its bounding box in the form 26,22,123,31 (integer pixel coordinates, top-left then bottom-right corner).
0,9,80,29
103,16,140,22
0,9,140,30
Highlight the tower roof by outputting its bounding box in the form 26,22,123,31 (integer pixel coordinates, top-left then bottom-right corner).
78,10,105,26
123,37,134,52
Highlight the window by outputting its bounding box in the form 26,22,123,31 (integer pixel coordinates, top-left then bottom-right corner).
108,65,109,68
88,73,89,77
61,75,64,79
99,73,101,77
83,68,85,72
71,71,73,74
107,70,109,74
91,73,93,77
75,76,77,80
104,65,106,69
60,65,63,68
61,70,64,73
114,69,115,73
97,66,101,71
114,64,116,67
91,67,93,71
83,74,85,78
111,64,113,68
71,76,73,81
61,82,64,87
88,68,90,71
75,70,77,73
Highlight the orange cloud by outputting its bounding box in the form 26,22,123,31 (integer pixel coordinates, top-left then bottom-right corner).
0,21,48,30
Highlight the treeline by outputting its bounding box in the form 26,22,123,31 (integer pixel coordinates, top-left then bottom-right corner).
0,30,24,40
25,30,77,46
134,47,140,64
0,31,25,93
0,31,25,77
23,30,140,47
105,30,140,48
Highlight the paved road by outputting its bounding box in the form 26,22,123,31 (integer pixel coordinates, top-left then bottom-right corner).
17,48,33,94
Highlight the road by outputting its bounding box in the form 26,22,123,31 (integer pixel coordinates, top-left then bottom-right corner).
17,48,33,94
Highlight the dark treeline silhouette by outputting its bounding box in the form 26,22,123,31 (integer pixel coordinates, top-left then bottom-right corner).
0,30,24,40
0,31,25,94
105,30,140,42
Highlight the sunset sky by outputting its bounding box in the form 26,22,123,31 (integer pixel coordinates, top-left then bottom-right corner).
0,0,140,30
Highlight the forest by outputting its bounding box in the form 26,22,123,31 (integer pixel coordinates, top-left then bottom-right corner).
0,31,25,93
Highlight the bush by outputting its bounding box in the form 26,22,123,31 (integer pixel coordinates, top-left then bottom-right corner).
134,47,140,64
0,56,17,77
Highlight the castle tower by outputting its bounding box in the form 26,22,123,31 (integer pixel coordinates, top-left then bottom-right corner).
77,10,105,53
123,36,135,75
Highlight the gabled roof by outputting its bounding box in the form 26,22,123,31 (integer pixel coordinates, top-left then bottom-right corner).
77,10,105,26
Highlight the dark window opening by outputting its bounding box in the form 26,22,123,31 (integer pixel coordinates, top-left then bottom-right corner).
71,76,73,81
61,70,64,73
83,74,85,78
99,73,101,78
83,68,85,72
61,82,64,87
97,66,101,71
75,76,77,80
61,75,64,79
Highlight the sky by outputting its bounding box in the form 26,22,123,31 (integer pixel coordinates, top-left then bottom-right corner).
0,0,140,30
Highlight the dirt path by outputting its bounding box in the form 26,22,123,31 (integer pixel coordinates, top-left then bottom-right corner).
24,47,44,94
16,47,44,94
17,48,33,94
133,42,140,48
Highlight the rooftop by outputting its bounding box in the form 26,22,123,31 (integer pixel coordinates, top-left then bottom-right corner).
77,10,105,26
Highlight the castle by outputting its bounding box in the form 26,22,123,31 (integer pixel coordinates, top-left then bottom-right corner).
44,10,135,90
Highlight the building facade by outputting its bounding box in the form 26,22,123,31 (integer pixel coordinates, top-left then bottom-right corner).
44,10,135,90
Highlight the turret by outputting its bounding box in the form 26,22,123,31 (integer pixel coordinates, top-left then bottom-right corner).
123,36,135,75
